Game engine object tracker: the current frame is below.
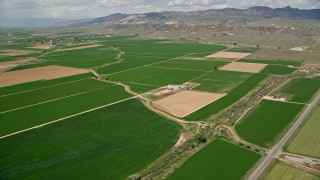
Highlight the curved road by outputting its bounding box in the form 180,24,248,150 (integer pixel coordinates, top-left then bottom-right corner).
248,91,320,180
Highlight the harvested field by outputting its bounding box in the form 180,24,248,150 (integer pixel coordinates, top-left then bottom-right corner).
0,59,30,71
261,160,319,180
154,90,226,117
55,44,101,52
28,44,52,50
186,73,267,121
287,105,320,158
207,52,251,59
0,49,36,56
0,65,90,87
219,62,267,73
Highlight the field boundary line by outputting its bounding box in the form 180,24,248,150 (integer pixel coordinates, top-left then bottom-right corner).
0,96,137,139
103,53,194,76
147,65,208,72
0,77,92,98
129,82,160,87
0,86,111,114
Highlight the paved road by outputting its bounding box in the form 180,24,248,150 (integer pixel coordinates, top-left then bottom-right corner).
248,91,320,180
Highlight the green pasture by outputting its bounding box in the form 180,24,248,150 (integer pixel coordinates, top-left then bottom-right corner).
0,99,180,179
168,139,261,180
236,100,304,148
0,85,132,137
260,65,297,75
0,79,109,113
275,78,320,103
150,59,227,71
238,59,302,66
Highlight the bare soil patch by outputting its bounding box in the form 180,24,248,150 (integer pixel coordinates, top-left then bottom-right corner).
56,44,101,52
219,62,267,73
0,49,36,56
206,52,251,59
0,59,30,72
154,90,226,117
28,44,53,50
0,65,89,87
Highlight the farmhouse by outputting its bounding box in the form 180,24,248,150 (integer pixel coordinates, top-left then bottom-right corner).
167,84,184,91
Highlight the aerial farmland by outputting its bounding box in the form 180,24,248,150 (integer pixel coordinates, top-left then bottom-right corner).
1,3,320,180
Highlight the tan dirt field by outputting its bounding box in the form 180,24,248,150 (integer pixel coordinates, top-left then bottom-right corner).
154,90,226,117
206,52,251,59
28,44,53,50
219,62,267,73
0,59,30,72
56,44,101,52
0,49,36,56
0,65,89,87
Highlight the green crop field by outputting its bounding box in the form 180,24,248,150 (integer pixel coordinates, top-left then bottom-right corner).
225,47,259,53
41,48,118,68
275,78,320,103
0,99,180,179
106,66,168,82
0,85,132,137
98,57,170,75
261,160,319,180
236,100,304,148
0,73,92,96
150,59,228,71
238,59,302,66
287,105,320,158
128,83,159,94
186,73,267,121
0,79,110,113
168,139,261,180
136,69,204,86
192,70,252,93
260,65,297,75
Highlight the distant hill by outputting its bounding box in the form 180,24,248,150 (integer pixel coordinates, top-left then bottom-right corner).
73,6,320,26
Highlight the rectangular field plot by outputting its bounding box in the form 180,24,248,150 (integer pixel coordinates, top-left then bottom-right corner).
0,79,110,113
149,59,228,71
107,66,205,87
287,106,320,158
106,66,168,82
207,52,251,59
0,99,180,179
261,160,319,180
192,70,253,93
225,47,260,53
0,73,92,96
137,69,204,87
0,65,90,87
235,100,304,148
238,59,302,67
98,57,170,75
0,85,132,137
274,78,320,103
41,48,118,68
219,62,267,73
168,139,261,180
154,90,226,117
186,74,267,121
260,65,297,75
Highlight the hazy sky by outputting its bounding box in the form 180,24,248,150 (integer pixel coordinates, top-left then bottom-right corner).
1,0,319,19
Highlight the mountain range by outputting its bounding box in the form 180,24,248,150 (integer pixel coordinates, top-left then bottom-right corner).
74,6,320,26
